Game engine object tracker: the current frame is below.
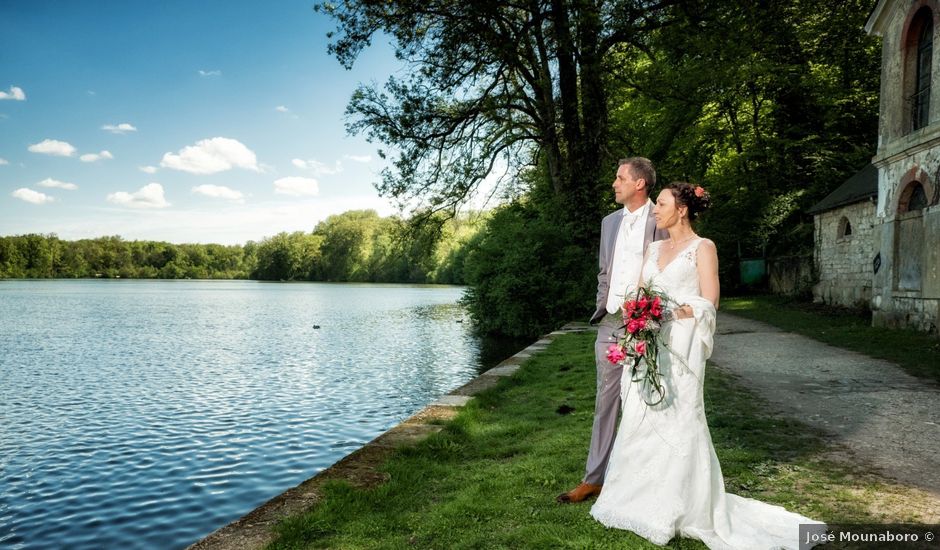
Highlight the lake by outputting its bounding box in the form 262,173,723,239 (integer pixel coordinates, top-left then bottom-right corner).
0,280,517,549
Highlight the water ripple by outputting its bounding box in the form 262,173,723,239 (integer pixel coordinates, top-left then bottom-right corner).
0,280,491,550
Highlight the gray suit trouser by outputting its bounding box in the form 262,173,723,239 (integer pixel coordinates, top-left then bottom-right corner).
584,313,625,485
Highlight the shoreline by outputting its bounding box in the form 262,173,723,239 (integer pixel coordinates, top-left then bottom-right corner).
187,323,590,550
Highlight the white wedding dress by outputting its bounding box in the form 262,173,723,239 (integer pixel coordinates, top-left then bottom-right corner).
590,239,825,549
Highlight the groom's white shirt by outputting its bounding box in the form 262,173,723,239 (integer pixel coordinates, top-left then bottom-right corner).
605,200,651,314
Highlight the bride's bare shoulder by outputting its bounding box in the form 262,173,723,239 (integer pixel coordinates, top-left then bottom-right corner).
695,239,718,265
696,238,717,253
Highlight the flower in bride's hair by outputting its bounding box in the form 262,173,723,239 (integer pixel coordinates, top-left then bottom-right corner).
694,185,706,198
606,344,626,364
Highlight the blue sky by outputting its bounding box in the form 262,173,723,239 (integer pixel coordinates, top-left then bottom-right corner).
0,0,406,244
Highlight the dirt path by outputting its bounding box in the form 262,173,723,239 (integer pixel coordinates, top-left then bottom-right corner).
711,312,940,497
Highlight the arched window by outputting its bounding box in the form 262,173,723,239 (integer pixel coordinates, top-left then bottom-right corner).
899,181,928,213
909,184,928,211
837,216,853,238
912,9,933,130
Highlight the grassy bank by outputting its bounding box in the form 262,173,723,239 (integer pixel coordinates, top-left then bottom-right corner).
721,296,940,384
267,332,936,549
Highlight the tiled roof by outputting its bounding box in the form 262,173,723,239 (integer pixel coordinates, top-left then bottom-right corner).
807,164,878,215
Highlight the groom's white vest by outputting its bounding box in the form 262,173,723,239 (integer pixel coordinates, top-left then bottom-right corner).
590,205,668,324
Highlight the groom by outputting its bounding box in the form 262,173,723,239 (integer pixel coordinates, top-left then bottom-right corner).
557,157,668,504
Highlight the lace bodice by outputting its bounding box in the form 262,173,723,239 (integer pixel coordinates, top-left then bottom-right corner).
641,238,703,300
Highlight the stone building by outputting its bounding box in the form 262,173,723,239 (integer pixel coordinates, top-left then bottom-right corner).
809,164,878,308
860,0,940,334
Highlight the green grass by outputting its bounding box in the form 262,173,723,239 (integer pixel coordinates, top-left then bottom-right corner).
268,332,934,550
721,295,940,384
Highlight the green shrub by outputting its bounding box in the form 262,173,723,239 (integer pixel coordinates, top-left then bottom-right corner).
462,202,595,338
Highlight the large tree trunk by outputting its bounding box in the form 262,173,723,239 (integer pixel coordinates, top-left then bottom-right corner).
530,3,567,194
575,0,608,218
551,0,582,198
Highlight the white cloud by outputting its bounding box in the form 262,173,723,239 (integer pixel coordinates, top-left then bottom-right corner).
0,86,26,101
12,188,53,204
0,158,8,165
101,123,137,134
106,183,170,209
292,158,343,177
80,150,114,163
28,139,76,157
343,154,372,163
192,184,244,202
273,176,319,197
139,165,158,174
160,137,259,174
275,105,289,113
199,69,222,77
38,178,78,190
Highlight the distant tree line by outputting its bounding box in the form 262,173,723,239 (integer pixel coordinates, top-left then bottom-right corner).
0,210,483,284
0,234,250,280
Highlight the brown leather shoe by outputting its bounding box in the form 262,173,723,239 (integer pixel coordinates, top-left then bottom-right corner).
556,482,602,503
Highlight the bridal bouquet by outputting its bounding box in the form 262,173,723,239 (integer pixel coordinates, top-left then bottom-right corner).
605,286,672,406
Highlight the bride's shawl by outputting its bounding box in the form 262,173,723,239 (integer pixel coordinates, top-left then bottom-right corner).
670,294,717,361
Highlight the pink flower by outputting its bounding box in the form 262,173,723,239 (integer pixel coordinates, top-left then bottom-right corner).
627,320,640,334
694,185,706,198
634,341,647,355
652,296,662,308
606,344,626,364
635,317,647,331
638,297,649,310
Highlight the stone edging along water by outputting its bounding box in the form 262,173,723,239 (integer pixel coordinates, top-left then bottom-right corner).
188,323,591,550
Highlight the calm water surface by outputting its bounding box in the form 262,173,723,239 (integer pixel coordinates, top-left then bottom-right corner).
0,280,513,549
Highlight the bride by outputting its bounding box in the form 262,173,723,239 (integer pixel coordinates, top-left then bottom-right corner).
589,182,825,549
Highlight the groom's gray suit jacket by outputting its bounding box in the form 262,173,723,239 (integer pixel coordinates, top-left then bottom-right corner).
590,206,668,324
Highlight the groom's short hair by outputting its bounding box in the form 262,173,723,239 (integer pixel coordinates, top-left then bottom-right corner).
619,157,656,191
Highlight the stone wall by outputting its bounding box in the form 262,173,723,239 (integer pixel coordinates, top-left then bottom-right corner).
871,206,940,335
868,0,940,336
768,255,813,297
870,54,940,334
813,201,876,308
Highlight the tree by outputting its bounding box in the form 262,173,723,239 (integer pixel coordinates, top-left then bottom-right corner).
22,234,54,277
606,0,879,282
0,237,24,278
319,0,686,230
462,200,595,337
253,232,307,281
315,210,381,281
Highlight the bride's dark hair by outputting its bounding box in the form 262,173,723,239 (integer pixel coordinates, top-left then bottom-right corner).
667,182,711,221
